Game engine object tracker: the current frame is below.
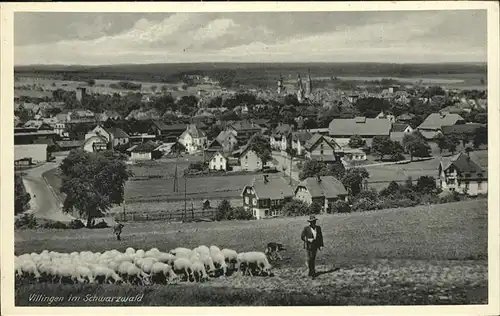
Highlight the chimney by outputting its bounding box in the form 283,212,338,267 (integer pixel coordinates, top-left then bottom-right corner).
317,175,322,183
263,175,269,183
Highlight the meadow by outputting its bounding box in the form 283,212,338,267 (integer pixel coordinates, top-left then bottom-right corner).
15,199,488,305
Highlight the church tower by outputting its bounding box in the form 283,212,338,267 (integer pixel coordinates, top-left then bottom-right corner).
297,74,305,103
277,75,283,95
306,68,312,96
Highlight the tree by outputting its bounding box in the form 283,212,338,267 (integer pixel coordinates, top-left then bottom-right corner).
434,133,447,154
348,134,366,148
298,160,329,180
416,176,436,194
247,135,272,167
329,160,346,180
15,174,31,215
403,133,431,160
216,199,233,221
473,126,488,149
281,200,309,217
445,134,460,155
371,136,394,160
342,168,370,196
212,70,237,88
309,201,323,215
202,200,211,210
391,141,405,161
87,79,96,86
474,113,487,124
59,150,132,228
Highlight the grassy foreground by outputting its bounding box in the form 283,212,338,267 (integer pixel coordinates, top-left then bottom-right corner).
15,199,488,306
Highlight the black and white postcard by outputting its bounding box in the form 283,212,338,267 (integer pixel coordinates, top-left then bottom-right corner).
1,2,499,315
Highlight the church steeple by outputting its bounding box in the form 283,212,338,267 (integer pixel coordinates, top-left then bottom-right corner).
297,74,305,103
306,68,312,95
277,74,283,95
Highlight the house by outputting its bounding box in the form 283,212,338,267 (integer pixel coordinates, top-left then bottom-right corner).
42,117,67,138
303,134,342,162
441,124,485,140
215,130,238,152
125,108,162,121
241,175,294,219
179,124,208,154
328,116,392,147
99,110,122,122
227,120,263,143
270,124,294,150
85,125,130,148
295,175,349,213
82,135,108,153
238,145,263,171
154,142,185,157
206,151,228,171
390,123,414,143
149,121,187,142
439,152,487,196
342,148,367,162
130,141,161,160
23,120,54,131
375,111,396,123
55,140,85,152
417,112,466,140
206,139,224,153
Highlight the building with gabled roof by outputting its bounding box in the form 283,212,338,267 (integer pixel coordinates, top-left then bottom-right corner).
241,174,294,219
417,112,466,140
295,175,348,213
438,152,487,196
179,124,208,154
303,134,342,162
328,116,392,147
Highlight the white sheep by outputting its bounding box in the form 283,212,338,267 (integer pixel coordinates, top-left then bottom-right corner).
209,245,221,257
135,249,145,258
170,247,193,259
20,260,41,282
210,252,228,276
72,265,95,284
193,245,210,256
221,248,238,269
139,258,158,274
198,254,216,275
173,258,193,282
156,252,176,265
125,247,135,255
191,260,209,282
237,252,272,276
151,262,178,283
91,265,122,284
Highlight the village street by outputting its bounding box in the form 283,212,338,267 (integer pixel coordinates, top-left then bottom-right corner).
272,151,300,182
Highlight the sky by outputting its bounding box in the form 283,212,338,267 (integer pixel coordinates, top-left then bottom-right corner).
14,10,487,65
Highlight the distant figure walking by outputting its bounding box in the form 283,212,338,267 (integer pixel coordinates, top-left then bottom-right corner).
300,215,324,278
113,222,125,241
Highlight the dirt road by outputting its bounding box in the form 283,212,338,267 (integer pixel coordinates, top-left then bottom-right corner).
22,160,74,222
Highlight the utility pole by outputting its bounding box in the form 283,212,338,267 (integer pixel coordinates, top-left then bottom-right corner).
184,170,187,222
289,151,293,185
173,151,179,192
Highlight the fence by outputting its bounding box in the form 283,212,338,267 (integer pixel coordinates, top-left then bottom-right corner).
115,208,218,222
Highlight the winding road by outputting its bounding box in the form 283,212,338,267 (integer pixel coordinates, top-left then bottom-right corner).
21,159,74,222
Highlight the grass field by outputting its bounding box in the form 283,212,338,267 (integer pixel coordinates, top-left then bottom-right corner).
14,199,488,305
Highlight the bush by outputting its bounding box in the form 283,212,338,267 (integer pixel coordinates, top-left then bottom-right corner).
439,191,461,204
419,194,440,205
14,213,37,229
92,220,110,229
231,207,253,220
69,219,85,229
309,201,323,214
41,221,69,229
282,200,309,217
375,198,417,210
329,200,351,214
352,198,378,212
355,188,379,202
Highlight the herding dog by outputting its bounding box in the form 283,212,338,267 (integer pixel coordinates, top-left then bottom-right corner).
113,223,125,241
264,242,286,261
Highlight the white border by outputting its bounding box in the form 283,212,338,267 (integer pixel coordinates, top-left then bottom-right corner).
1,2,499,316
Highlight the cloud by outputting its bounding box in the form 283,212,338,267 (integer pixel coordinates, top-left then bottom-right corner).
14,11,487,65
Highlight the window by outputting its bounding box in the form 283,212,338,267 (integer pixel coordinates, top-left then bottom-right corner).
271,199,280,207
265,210,269,217
465,181,470,190
477,181,482,190
320,150,324,155
252,198,257,206
244,197,249,204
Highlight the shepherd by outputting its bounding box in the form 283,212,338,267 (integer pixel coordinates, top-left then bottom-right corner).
113,222,125,241
300,215,324,278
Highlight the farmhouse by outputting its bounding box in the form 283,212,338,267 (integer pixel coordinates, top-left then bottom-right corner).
241,175,294,219
149,121,187,142
289,131,314,156
390,123,414,143
303,134,342,163
270,124,294,150
205,139,224,153
441,124,485,139
439,152,487,196
206,151,228,171
179,124,208,154
238,145,263,171
417,112,466,140
227,120,263,143
85,125,130,148
55,140,85,152
328,116,392,147
215,130,238,152
295,175,348,213
129,141,161,160
14,123,58,145
82,135,108,153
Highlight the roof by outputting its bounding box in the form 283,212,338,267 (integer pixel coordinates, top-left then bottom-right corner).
230,120,262,131
441,124,484,136
132,141,158,153
390,132,406,142
397,113,415,121
23,120,47,129
292,131,314,143
106,127,129,139
440,152,487,179
83,135,107,146
55,140,85,149
205,150,228,162
184,124,206,138
216,130,236,143
33,138,55,146
207,139,224,150
297,176,348,199
329,117,392,137
418,113,465,130
304,134,340,152
243,176,294,200
153,121,187,131
391,123,410,133
274,124,294,135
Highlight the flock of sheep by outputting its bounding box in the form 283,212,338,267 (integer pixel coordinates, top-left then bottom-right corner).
15,245,274,285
